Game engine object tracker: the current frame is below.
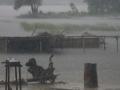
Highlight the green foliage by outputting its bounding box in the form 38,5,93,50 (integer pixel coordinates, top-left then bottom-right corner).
21,22,120,35
21,22,62,34
70,2,79,14
84,0,120,14
21,22,85,34
21,22,34,31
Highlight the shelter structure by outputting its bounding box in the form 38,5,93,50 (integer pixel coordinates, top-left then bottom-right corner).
2,58,22,90
0,32,104,53
61,32,103,48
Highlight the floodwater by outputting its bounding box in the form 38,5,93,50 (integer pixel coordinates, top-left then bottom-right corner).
0,40,120,90
0,5,120,90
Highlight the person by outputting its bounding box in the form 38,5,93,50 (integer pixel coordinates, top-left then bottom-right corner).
48,54,54,69
47,54,55,76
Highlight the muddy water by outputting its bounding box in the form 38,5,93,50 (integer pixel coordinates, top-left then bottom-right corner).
0,5,120,90
0,37,120,90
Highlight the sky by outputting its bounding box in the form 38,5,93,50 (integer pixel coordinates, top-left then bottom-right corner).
0,0,86,17
43,0,83,5
0,0,84,5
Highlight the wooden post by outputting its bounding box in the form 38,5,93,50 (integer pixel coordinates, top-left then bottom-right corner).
71,38,73,48
39,40,41,53
5,63,8,90
103,36,106,50
5,39,8,53
7,62,10,90
115,36,119,53
82,37,85,52
84,63,98,88
19,66,22,90
15,66,18,90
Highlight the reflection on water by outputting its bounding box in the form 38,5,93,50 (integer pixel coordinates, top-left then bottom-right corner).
0,85,53,90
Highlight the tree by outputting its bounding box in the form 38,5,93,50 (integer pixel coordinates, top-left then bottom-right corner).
70,2,79,14
84,0,120,14
14,0,42,14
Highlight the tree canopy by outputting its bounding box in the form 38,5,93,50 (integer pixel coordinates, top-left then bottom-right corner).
84,0,120,14
14,0,42,14
70,2,79,14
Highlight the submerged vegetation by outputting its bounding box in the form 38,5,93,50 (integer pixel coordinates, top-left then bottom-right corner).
21,22,120,35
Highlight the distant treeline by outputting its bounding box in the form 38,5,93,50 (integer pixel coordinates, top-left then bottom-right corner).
1,0,120,15
0,0,82,5
84,0,120,14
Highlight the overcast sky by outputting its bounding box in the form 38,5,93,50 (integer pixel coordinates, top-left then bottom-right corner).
43,0,84,5
0,0,84,5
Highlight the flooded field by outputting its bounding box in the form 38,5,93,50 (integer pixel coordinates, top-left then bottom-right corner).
0,37,120,90
0,5,120,90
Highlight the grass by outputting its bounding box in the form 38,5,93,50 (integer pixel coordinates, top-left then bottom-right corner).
21,22,120,34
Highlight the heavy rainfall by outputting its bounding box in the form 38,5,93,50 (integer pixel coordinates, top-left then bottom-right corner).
0,0,120,90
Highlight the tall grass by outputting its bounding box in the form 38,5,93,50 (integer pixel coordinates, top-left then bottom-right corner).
21,22,120,35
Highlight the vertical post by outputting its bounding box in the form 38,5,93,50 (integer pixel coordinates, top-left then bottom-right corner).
7,62,10,90
84,63,98,88
39,40,41,53
15,66,18,90
5,64,8,90
116,36,119,53
82,37,85,52
19,66,22,90
103,36,106,50
5,39,8,53
71,38,73,48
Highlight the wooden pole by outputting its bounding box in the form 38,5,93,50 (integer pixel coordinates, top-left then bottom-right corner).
84,63,98,88
15,66,18,90
7,62,10,90
82,37,85,52
103,36,106,50
5,39,8,53
39,40,41,53
5,64,8,90
116,36,119,53
19,66,22,90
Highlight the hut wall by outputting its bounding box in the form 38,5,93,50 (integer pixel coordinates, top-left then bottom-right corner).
62,38,82,48
61,37,100,48
0,38,7,53
0,36,101,53
83,38,100,48
7,38,41,53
